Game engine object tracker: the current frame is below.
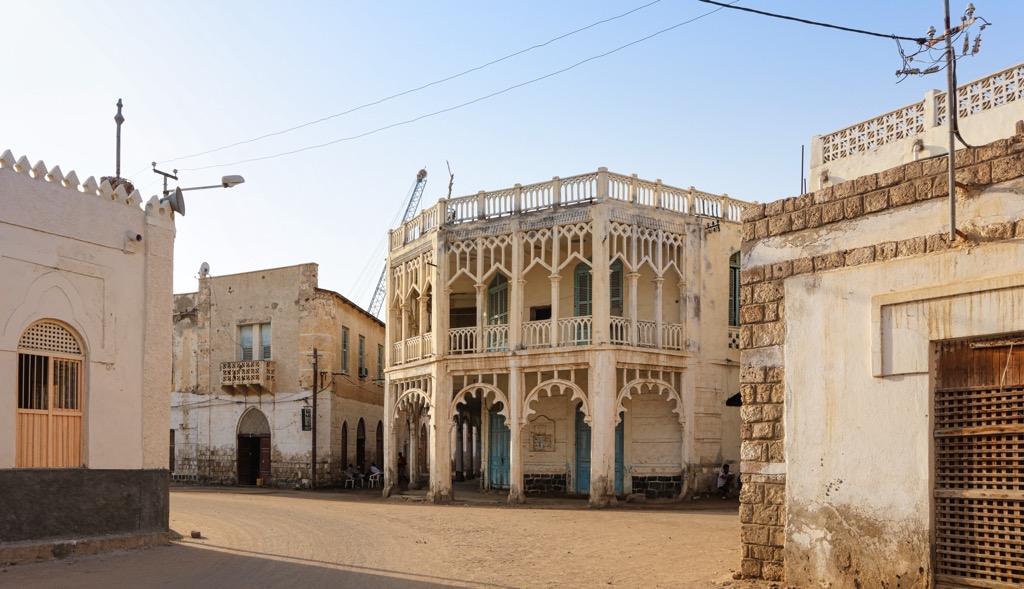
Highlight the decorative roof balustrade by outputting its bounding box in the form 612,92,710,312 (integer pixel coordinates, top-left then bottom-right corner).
819,63,1024,165
389,167,744,251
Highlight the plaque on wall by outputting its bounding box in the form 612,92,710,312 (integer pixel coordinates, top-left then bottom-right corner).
529,416,555,452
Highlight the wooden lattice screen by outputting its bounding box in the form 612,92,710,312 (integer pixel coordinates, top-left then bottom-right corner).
934,334,1024,588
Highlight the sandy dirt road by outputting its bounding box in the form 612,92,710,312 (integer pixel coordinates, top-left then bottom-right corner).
0,486,770,589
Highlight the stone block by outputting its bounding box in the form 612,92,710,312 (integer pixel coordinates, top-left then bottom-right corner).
795,193,813,210
976,139,1008,162
770,261,792,280
741,558,762,579
741,266,765,285
753,505,781,526
740,384,758,404
755,219,769,239
806,206,822,228
1016,220,1024,238
771,384,785,403
740,304,765,324
833,180,855,199
903,160,923,180
741,524,768,545
923,156,948,176
991,153,1024,183
762,562,785,581
741,441,766,462
785,197,799,212
897,236,926,257
740,365,766,383
739,483,764,504
890,181,917,206
751,422,773,439
742,223,756,243
753,281,783,304
926,233,952,253
854,174,878,194
790,209,807,231
821,201,845,224
877,166,904,188
765,484,786,505
739,326,753,349
876,241,897,261
763,303,779,322
740,405,763,422
766,367,784,382
957,162,991,186
765,199,785,216
742,203,766,223
863,189,889,213
752,322,784,347
757,384,774,403
749,545,776,561
761,404,782,422
740,285,753,306
739,503,754,524
768,213,792,236
768,441,785,462
812,186,833,205
792,257,813,275
843,196,863,219
954,149,975,167
813,251,845,272
769,526,786,548
845,246,875,267
978,221,1014,241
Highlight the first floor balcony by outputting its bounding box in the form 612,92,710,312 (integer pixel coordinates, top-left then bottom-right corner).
221,360,276,394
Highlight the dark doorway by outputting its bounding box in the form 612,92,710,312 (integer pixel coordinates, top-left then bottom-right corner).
356,418,366,471
341,421,348,468
237,434,271,486
375,421,384,469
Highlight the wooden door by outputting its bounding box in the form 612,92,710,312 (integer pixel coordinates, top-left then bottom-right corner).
575,407,591,494
614,415,624,495
934,335,1024,588
488,411,510,490
237,436,252,485
258,435,271,480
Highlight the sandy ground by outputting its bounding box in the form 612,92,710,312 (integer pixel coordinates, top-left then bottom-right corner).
0,484,781,589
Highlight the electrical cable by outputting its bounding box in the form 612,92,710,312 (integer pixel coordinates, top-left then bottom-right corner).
156,0,664,166
697,0,926,43
179,1,739,172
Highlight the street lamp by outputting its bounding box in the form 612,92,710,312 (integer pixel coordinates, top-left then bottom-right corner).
152,164,246,216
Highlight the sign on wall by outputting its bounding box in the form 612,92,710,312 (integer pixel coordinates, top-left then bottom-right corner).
301,406,312,431
529,416,555,452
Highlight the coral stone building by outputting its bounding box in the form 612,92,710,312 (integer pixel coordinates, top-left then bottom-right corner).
171,263,385,487
739,63,1024,586
384,167,746,505
0,149,173,548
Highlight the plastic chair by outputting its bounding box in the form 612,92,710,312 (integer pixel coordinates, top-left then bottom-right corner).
368,472,382,488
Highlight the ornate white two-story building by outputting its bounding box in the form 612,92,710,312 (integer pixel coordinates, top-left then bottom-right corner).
382,168,746,506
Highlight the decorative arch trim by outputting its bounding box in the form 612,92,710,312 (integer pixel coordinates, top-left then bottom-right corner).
523,379,589,426
393,388,432,420
451,382,510,421
615,378,684,425
237,407,271,436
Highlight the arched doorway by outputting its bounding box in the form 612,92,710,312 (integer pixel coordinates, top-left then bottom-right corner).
488,403,510,489
341,421,348,468
237,407,271,486
356,418,366,471
375,421,384,469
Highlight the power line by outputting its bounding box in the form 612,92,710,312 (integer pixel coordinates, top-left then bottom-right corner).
697,0,926,44
180,2,739,172
157,0,664,166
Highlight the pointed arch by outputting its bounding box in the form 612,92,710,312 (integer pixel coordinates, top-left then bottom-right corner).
615,378,684,425
237,407,271,435
523,379,590,426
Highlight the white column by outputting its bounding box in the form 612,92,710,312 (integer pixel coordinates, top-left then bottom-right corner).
550,225,561,348
654,277,664,349
462,419,471,479
508,362,525,503
589,350,617,507
428,369,454,502
474,283,486,353
480,401,490,490
383,385,396,496
510,224,523,350
591,205,610,344
453,416,464,481
408,415,420,490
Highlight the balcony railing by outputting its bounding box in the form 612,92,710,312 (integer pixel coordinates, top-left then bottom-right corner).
389,168,746,251
391,319,686,365
221,360,276,394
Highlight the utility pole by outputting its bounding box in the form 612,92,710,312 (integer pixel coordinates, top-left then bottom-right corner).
944,0,957,241
311,347,318,489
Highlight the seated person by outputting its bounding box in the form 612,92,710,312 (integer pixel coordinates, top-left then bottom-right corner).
369,463,382,476
345,463,364,487
717,463,735,498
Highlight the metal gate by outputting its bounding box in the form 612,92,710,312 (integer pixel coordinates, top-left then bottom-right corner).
934,335,1024,587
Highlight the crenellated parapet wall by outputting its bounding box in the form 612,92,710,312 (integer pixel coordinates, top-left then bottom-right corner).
0,148,174,225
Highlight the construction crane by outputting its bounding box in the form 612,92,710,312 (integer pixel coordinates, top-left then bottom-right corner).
367,168,428,317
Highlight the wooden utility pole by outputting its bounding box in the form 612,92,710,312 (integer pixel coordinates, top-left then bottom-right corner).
312,347,318,489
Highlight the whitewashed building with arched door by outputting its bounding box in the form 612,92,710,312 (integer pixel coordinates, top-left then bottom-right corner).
384,168,745,505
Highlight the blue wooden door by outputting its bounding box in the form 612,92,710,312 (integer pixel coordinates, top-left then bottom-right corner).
614,415,624,495
575,407,625,495
488,411,510,490
574,408,591,494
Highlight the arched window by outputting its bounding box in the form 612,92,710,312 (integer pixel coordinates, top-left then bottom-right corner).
573,260,623,317
341,421,349,468
17,321,84,467
729,252,741,327
487,274,509,351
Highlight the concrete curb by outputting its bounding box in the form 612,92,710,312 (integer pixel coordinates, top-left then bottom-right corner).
0,531,178,565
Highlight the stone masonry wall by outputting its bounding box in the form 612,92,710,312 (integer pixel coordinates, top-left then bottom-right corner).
738,126,1024,581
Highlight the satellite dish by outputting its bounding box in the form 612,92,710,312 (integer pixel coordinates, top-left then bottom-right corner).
160,187,185,216
199,262,210,277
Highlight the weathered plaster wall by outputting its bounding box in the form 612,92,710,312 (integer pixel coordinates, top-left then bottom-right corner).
0,150,173,541
739,126,1024,584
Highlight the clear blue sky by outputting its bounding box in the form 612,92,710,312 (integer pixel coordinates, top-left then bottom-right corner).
5,1,1023,305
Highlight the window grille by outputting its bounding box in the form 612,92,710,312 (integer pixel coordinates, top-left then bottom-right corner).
342,327,350,373
19,321,82,355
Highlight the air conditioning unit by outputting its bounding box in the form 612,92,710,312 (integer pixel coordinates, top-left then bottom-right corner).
358,367,369,379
